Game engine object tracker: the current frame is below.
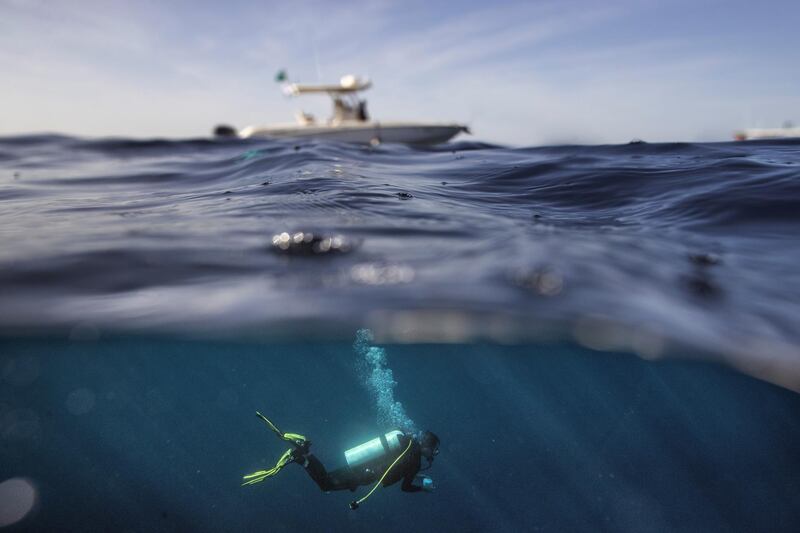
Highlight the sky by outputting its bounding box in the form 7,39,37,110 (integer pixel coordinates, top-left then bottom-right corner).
0,0,798,145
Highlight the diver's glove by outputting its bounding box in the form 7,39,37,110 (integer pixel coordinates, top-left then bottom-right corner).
413,474,435,492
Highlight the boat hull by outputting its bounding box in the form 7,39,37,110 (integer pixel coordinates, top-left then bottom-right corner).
734,127,800,141
238,122,468,145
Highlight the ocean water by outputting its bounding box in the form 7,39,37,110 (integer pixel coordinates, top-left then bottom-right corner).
1,135,799,531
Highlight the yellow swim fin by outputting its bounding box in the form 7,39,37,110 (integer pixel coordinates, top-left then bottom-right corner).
256,411,307,447
242,449,295,486
242,412,309,486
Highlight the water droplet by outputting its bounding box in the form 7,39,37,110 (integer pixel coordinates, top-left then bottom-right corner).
0,478,37,527
2,356,40,387
66,388,95,415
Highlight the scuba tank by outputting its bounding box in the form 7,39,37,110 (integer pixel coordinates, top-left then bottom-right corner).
344,430,404,469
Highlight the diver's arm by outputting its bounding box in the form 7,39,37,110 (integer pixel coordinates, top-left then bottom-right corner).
401,470,422,492
400,453,422,492
399,436,423,492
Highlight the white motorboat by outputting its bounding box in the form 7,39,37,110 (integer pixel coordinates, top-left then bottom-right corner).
734,123,800,141
214,74,469,145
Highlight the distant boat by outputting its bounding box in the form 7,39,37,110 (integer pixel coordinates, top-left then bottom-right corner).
214,74,469,145
734,122,800,141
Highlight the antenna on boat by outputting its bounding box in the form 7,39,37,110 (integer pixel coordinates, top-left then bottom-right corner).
311,33,323,82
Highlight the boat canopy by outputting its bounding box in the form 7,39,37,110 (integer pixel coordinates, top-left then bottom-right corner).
283,74,371,96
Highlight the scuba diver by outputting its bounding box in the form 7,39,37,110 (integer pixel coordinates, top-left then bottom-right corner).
243,412,439,510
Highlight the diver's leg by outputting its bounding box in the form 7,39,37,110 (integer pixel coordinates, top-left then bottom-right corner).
301,455,357,492
326,466,361,492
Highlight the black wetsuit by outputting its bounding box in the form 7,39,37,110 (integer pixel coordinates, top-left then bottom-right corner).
303,434,423,493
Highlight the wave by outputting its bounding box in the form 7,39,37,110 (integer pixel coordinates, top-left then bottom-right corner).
0,134,798,391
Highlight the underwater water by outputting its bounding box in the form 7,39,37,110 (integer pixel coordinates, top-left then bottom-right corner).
2,337,800,532
1,134,799,531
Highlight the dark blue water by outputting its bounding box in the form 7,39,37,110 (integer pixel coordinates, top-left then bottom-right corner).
1,135,799,531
